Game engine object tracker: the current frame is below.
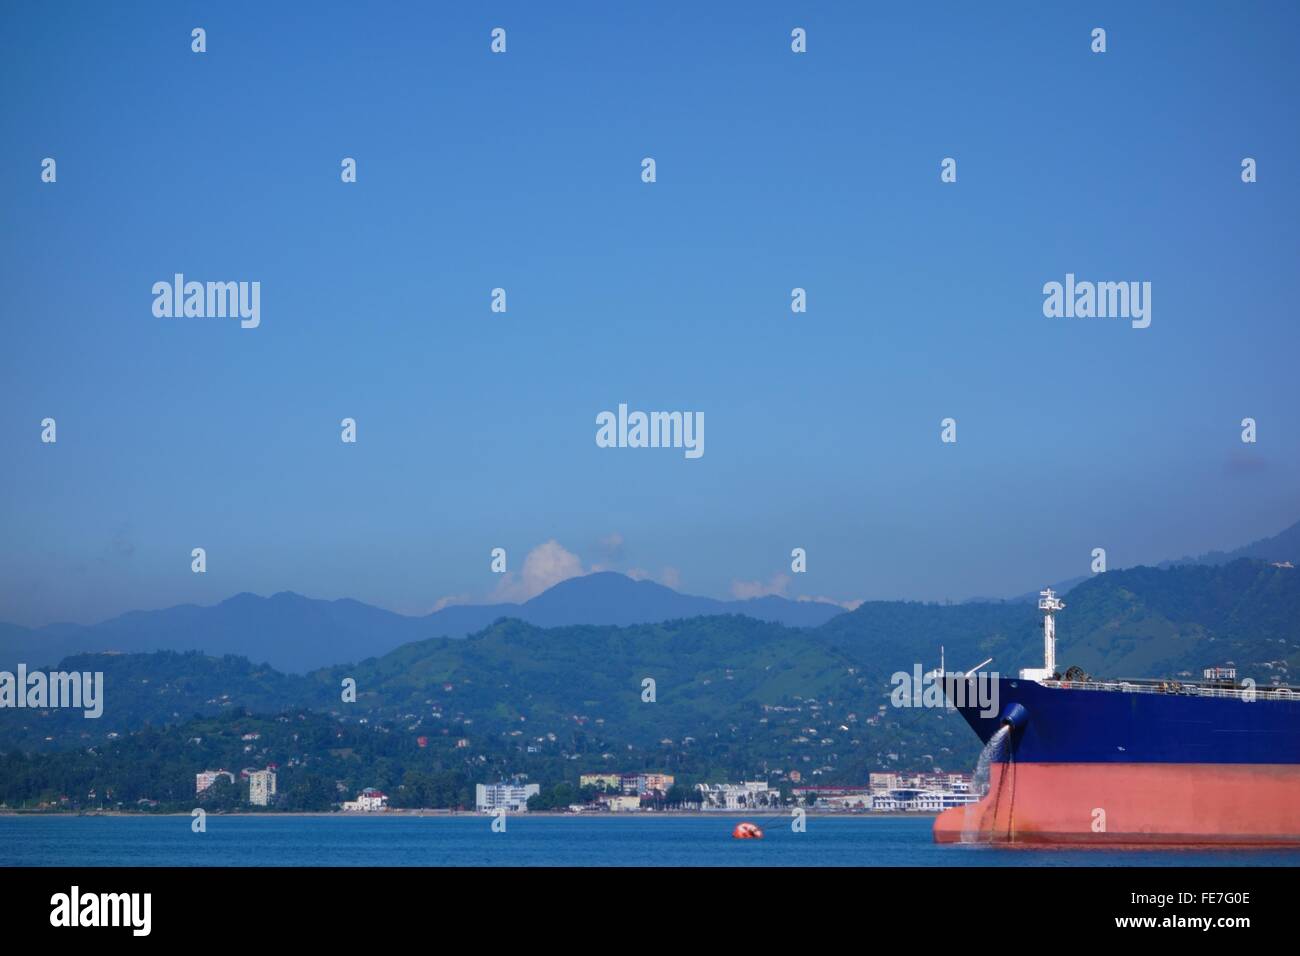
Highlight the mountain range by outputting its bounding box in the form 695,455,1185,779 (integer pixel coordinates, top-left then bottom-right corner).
3,517,1297,678
1004,518,1300,602
1164,516,1300,569
0,572,846,673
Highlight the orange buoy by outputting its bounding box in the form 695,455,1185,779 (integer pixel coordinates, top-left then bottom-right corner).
732,821,764,839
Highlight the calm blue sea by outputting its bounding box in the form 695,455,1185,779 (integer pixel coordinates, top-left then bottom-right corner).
3,815,1299,866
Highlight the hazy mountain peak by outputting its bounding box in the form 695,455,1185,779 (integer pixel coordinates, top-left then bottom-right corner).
0,571,845,673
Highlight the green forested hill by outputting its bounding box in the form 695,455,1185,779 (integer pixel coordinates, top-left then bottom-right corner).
816,599,1038,684
313,615,870,745
307,615,970,784
819,559,1300,687
1045,560,1300,679
0,651,316,752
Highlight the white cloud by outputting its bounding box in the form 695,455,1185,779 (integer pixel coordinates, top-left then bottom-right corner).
492,539,586,602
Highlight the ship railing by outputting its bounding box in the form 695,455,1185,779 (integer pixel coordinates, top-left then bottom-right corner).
1039,679,1298,702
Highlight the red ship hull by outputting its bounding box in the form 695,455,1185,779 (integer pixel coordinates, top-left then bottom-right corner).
934,762,1300,845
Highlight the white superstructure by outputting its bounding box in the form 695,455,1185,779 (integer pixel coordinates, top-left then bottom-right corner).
1020,587,1065,682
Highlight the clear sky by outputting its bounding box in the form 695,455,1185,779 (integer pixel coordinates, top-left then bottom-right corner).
2,1,1298,626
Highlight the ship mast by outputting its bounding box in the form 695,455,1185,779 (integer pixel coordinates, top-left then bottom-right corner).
1020,587,1065,682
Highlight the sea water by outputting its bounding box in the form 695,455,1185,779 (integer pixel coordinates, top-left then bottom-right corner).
1,814,1296,867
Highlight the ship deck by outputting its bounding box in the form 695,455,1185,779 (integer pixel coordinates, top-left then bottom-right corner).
1038,676,1298,702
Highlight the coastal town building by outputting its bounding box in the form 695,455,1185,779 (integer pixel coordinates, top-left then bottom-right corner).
793,786,873,809
696,781,779,809
598,794,641,812
869,788,977,812
342,787,388,812
580,772,674,796
248,768,277,807
865,771,975,811
869,771,970,794
475,781,540,812
787,773,976,811
195,770,235,795
638,772,675,794
621,772,674,796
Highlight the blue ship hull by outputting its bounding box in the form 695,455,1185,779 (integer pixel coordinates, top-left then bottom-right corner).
952,676,1300,765
935,674,1300,843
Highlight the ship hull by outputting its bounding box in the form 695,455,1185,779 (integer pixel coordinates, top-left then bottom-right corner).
934,762,1300,844
935,675,1300,845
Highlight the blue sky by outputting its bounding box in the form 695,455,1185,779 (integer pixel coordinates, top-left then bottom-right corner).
2,1,1298,625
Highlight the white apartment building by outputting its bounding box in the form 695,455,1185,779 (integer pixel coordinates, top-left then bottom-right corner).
475,781,540,812
248,768,277,807
871,787,977,811
870,772,971,794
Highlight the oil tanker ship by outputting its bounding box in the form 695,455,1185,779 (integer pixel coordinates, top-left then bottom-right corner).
933,588,1300,845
